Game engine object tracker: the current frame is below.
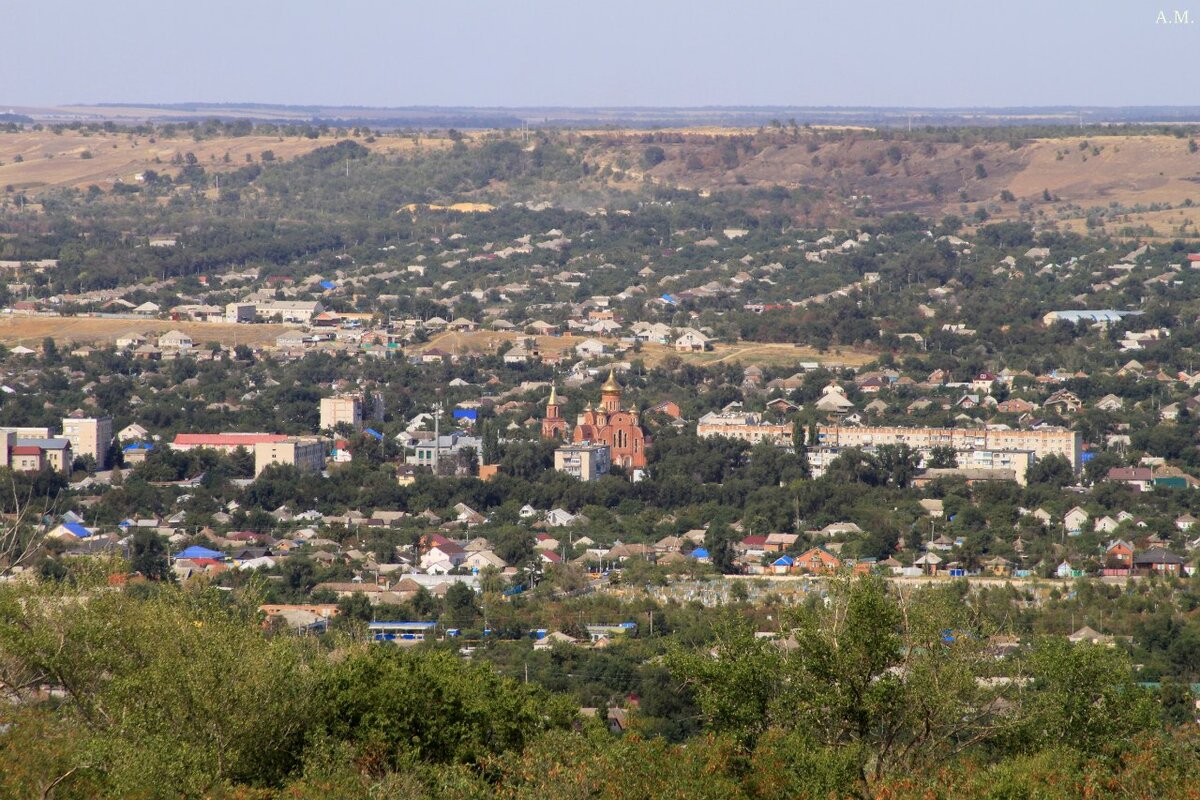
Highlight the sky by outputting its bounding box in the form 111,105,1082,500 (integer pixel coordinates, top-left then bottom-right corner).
4,0,1198,108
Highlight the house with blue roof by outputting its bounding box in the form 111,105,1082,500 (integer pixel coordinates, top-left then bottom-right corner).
123,442,154,465
174,545,226,561
46,521,94,540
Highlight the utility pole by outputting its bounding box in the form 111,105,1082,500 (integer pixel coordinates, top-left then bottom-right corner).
432,400,444,473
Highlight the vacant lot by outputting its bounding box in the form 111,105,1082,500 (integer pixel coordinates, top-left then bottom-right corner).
0,316,288,348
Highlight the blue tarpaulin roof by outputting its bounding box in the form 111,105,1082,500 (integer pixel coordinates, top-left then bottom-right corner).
62,522,92,538
690,548,710,559
661,293,678,305
319,280,336,290
453,409,478,420
175,546,225,561
123,442,153,451
772,555,794,566
364,428,383,441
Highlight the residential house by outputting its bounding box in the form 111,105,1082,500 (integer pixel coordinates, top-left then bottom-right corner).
1044,390,1083,414
1108,467,1154,492
792,546,842,575
1101,540,1133,571
674,329,712,352
1134,547,1185,576
1064,506,1089,535
157,330,194,349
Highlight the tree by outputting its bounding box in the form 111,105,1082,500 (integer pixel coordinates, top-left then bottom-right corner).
792,418,810,478
876,444,920,488
480,422,500,465
42,337,59,364
492,526,534,567
1009,637,1158,755
824,448,883,487
0,576,318,796
1083,450,1123,485
442,581,478,629
457,446,478,477
1026,453,1073,488
336,591,373,623
314,647,573,770
669,578,1010,795
129,529,169,581
926,445,958,469
665,612,784,748
642,146,666,168
705,521,740,574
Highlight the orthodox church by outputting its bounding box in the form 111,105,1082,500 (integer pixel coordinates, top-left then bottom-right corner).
542,369,649,470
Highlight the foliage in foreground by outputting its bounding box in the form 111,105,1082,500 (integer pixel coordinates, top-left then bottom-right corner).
0,569,1196,799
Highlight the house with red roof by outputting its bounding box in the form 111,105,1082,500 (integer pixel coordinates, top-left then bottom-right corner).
792,547,842,575
736,535,769,558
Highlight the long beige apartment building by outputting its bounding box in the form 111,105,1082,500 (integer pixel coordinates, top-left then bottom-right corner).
696,412,792,446
816,425,1083,472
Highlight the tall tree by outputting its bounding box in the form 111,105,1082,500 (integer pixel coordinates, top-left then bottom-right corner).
129,529,169,581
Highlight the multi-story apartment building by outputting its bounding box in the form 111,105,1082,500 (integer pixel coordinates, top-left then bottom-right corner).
815,425,1083,472
254,437,328,476
62,412,113,469
320,395,363,432
554,443,612,482
696,412,792,446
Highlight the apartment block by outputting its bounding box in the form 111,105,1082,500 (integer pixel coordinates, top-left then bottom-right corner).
696,412,792,446
320,395,364,432
816,425,1083,472
62,412,113,469
254,437,328,476
554,443,612,482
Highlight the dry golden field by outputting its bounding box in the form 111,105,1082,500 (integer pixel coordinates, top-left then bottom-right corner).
0,316,289,348
0,130,458,194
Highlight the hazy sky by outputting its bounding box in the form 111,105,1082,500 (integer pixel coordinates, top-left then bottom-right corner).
5,0,1198,107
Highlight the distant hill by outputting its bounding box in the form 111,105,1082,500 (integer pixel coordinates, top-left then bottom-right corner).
581,127,1200,237
4,119,1200,238
15,103,1200,129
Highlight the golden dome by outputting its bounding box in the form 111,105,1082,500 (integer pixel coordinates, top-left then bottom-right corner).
548,385,559,406
600,368,621,393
